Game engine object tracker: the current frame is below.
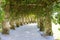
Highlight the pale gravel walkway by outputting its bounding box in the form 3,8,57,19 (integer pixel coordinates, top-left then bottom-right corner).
0,23,54,40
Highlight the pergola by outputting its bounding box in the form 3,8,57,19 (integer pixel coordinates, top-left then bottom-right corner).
1,0,59,36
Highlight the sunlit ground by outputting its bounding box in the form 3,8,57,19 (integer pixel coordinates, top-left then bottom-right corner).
0,23,60,40
52,23,60,40
29,23,60,40
27,19,60,39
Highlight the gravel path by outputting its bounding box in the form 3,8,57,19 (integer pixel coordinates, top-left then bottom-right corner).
0,23,54,40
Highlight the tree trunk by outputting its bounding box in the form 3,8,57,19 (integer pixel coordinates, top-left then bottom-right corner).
20,17,23,26
37,17,44,31
2,20,10,34
44,14,53,36
37,18,40,28
2,2,10,34
15,19,20,27
39,17,44,31
10,19,15,30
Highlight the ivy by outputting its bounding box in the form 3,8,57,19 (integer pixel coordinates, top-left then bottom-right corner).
0,0,6,23
0,9,5,22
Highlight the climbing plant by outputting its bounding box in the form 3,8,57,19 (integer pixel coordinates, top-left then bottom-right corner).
52,2,60,24
0,0,6,23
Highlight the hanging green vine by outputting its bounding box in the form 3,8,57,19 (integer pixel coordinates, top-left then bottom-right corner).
0,0,6,23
